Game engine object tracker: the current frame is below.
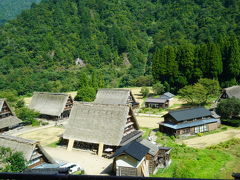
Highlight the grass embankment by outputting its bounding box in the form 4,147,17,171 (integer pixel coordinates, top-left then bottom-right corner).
152,132,240,179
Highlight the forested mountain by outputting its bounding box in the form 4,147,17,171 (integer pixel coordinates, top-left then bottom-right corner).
0,0,41,25
0,0,240,95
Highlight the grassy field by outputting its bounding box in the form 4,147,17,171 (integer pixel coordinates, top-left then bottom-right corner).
152,132,240,179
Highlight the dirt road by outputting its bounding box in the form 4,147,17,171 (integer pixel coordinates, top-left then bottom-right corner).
180,129,240,148
45,147,112,175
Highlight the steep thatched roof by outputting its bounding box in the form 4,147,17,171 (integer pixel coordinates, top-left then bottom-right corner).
0,116,22,129
0,135,55,163
94,89,137,105
0,99,22,129
0,99,4,110
29,92,70,116
224,86,240,99
63,102,139,146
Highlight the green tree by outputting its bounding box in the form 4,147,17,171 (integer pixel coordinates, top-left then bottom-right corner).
74,86,96,102
216,98,240,119
0,147,27,172
16,107,40,125
178,78,220,105
152,82,165,95
140,87,150,98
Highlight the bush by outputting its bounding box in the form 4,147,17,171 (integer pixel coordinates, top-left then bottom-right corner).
140,87,149,97
197,133,203,137
16,107,40,125
32,119,40,127
75,86,96,102
152,82,165,95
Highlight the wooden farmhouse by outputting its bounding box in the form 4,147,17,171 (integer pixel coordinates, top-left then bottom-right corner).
220,86,240,100
63,102,143,156
145,92,175,109
159,107,221,136
94,89,139,109
0,99,22,133
0,135,56,168
29,92,73,120
112,140,171,177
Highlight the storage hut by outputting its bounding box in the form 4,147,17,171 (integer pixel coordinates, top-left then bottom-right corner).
29,92,73,120
159,107,221,136
0,99,22,133
112,141,150,177
139,139,171,174
0,135,56,168
94,89,139,109
63,102,143,156
145,92,175,109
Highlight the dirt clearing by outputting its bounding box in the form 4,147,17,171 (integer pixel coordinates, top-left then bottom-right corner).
18,127,65,146
136,115,162,129
45,147,112,175
180,129,240,148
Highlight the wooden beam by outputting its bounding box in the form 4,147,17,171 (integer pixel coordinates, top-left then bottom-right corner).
98,143,104,157
67,139,74,151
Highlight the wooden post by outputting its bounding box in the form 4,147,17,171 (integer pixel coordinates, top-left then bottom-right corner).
67,139,74,151
98,143,104,157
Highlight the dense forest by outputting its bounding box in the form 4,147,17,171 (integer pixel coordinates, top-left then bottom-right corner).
0,0,240,95
0,0,41,25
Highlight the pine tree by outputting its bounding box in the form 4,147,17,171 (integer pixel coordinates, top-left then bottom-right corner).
177,43,194,83
206,42,222,79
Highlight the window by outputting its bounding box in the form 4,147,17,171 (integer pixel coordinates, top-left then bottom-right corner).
195,125,208,133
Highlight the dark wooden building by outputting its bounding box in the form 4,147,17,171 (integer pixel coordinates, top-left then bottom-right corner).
94,89,139,109
29,92,73,120
159,107,221,136
0,135,56,168
112,141,150,177
145,92,175,109
0,99,22,133
112,140,171,177
139,139,171,174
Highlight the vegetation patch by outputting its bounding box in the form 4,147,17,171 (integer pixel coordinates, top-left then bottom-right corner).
153,132,238,179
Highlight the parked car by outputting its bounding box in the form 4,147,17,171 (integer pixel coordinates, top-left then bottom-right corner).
60,163,81,174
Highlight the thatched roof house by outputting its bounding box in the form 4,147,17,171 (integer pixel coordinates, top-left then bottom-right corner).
0,135,56,168
63,102,142,155
220,86,240,100
29,92,73,119
0,99,22,132
94,89,139,109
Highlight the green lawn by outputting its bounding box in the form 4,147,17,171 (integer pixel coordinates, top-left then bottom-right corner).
152,132,239,179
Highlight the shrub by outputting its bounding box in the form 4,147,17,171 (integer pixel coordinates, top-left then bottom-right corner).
152,82,165,95
140,87,149,97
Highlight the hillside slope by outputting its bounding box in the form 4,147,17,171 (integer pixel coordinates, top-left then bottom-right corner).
0,0,240,94
0,0,41,25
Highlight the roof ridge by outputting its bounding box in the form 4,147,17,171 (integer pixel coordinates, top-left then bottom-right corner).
0,135,37,145
169,106,205,113
33,92,69,96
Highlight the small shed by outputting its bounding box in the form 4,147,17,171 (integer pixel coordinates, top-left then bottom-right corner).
139,139,171,174
0,99,22,133
29,92,73,120
0,135,56,168
112,141,150,177
94,89,139,109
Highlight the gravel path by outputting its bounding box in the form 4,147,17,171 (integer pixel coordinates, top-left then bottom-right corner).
44,147,112,175
180,129,240,148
